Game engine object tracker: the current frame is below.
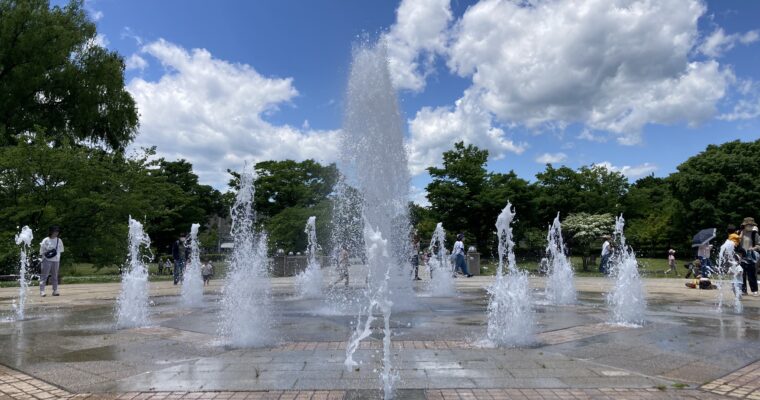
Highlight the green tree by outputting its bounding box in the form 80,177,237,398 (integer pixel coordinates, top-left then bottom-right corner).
0,0,138,150
563,212,615,271
670,140,760,244
426,142,534,257
532,165,628,224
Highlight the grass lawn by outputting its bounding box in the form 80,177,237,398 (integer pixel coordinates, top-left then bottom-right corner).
478,256,688,278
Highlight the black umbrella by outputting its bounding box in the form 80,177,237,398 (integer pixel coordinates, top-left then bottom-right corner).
692,228,716,248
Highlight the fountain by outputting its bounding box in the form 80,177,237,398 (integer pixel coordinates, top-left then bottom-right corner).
340,41,411,399
295,216,324,299
218,165,274,347
486,202,534,346
606,215,646,326
544,213,576,305
116,217,151,328
428,222,455,297
12,226,33,320
181,223,204,307
717,240,743,313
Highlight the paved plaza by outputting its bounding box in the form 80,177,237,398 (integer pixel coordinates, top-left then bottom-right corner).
2,270,760,399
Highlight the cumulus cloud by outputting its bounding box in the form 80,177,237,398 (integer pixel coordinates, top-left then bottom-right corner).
384,0,452,91
594,161,658,179
700,28,759,58
444,0,734,145
535,152,567,164
127,39,339,188
407,90,526,175
125,53,148,71
577,129,607,143
410,185,431,207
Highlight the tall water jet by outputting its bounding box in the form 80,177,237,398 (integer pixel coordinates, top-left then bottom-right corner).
486,202,534,346
340,41,410,399
13,226,33,320
295,216,324,299
606,215,646,326
718,240,742,313
544,213,576,305
116,217,151,328
181,223,204,307
428,223,455,297
219,166,274,347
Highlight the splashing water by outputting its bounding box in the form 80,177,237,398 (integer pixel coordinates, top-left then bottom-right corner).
13,226,33,320
295,216,324,299
486,202,535,347
219,166,274,347
718,240,743,313
116,217,152,328
544,213,576,305
428,223,455,297
181,223,204,307
606,215,646,326
341,41,410,399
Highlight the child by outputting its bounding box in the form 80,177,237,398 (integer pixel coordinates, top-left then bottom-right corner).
201,259,213,286
667,249,676,274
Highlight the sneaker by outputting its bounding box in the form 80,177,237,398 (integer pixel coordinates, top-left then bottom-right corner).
40,292,46,297
466,274,474,278
753,292,759,297
52,292,60,296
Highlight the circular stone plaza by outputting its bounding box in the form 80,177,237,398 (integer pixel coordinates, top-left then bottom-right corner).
1,268,759,400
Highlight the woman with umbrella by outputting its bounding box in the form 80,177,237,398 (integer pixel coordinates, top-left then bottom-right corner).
693,228,716,278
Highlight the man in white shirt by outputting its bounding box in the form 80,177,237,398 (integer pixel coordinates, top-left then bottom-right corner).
599,235,611,274
39,225,64,297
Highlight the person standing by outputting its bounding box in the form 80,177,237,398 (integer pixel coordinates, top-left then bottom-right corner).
738,218,760,296
411,235,421,281
599,235,612,274
697,241,714,277
332,245,350,287
201,259,214,286
452,233,473,278
172,233,189,285
667,249,677,274
39,226,64,297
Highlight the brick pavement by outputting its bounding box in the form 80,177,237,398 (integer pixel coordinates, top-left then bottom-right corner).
702,360,760,399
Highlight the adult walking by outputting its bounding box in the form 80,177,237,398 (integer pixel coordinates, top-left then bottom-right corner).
452,233,473,278
39,226,64,297
738,218,760,296
172,233,189,285
332,245,350,287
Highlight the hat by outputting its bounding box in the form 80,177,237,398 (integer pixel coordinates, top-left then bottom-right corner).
668,249,675,254
457,233,464,240
742,217,757,226
601,234,611,240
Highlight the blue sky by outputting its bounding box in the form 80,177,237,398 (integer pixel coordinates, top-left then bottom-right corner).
77,0,760,202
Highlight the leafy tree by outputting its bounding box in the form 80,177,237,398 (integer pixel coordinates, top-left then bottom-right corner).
0,0,138,150
670,140,760,245
623,175,683,257
426,142,534,257
532,164,628,224
563,212,615,271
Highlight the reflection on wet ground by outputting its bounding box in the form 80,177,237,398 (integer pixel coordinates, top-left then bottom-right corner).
1,285,760,393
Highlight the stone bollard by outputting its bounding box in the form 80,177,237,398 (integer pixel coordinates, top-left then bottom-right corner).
467,251,481,276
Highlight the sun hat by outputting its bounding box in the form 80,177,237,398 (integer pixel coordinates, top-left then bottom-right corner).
742,217,757,226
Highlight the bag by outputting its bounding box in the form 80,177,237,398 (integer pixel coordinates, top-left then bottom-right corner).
44,238,59,259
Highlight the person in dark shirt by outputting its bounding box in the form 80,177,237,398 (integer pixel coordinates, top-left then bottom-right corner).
171,233,190,285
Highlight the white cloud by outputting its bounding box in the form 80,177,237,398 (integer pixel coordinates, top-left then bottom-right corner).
383,0,452,91
444,0,733,145
127,39,339,188
700,28,759,58
719,79,760,121
594,161,658,179
407,90,526,175
410,185,431,207
85,0,103,21
577,129,607,143
125,53,148,71
93,33,109,48
535,152,567,164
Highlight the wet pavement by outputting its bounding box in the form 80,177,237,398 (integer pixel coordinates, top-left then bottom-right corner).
2,272,760,399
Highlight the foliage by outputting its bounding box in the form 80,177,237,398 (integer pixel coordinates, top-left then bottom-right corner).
551,212,614,271
0,0,138,150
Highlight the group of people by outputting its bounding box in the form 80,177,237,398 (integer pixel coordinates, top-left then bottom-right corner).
170,232,215,286
410,232,474,280
667,217,760,296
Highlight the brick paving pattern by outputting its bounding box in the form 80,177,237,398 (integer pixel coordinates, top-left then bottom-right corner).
0,363,72,399
702,360,760,399
426,388,725,399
